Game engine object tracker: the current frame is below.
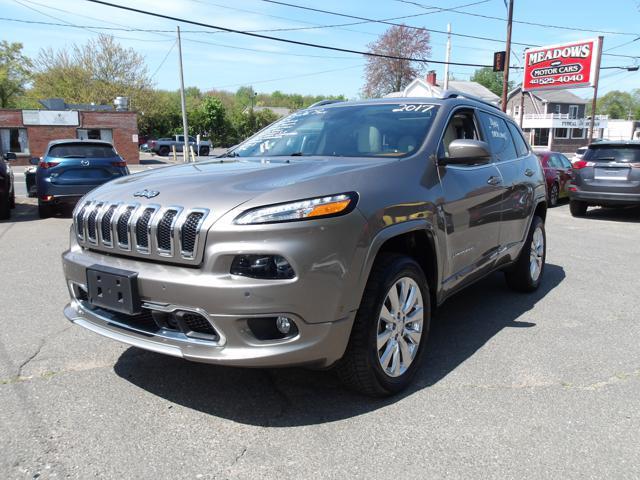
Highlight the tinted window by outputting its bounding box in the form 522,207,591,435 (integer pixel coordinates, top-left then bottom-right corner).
558,154,572,168
584,145,640,163
233,103,439,158
48,143,117,158
507,122,529,157
440,109,481,158
478,111,517,162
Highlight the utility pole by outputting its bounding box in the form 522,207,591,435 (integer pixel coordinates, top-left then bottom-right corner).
588,36,604,144
177,25,189,162
444,23,451,90
501,0,514,112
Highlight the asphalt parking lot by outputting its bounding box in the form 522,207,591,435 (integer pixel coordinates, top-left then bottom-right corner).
1,194,639,479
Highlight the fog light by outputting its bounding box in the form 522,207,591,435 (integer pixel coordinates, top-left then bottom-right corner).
276,316,292,334
230,254,295,279
40,194,54,201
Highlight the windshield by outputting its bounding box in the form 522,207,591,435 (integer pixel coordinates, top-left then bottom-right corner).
48,143,117,158
584,145,640,163
232,103,439,158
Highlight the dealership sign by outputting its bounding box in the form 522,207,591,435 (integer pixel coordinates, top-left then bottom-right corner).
523,38,600,91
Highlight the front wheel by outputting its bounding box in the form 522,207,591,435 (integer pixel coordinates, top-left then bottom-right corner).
505,216,546,292
336,253,430,397
198,146,210,156
157,146,170,156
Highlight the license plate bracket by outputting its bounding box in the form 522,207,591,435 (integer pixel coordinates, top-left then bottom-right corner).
86,265,141,315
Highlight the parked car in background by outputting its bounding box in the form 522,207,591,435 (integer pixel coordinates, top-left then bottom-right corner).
62,95,548,397
534,150,573,207
569,141,640,216
25,162,37,197
34,140,130,218
148,135,211,156
572,146,588,163
0,151,16,220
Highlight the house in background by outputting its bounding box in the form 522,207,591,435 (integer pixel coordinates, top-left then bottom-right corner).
505,87,608,153
386,70,501,105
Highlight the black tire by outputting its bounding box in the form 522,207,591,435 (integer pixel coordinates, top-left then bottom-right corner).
0,189,10,220
199,146,210,156
570,200,588,217
38,201,55,219
548,182,559,207
505,216,546,293
158,146,170,156
9,188,15,209
336,253,431,397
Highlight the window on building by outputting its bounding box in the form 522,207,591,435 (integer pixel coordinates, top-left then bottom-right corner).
0,128,29,154
533,128,549,146
554,105,561,114
513,105,520,117
554,128,569,139
77,129,113,144
569,105,578,119
571,128,585,139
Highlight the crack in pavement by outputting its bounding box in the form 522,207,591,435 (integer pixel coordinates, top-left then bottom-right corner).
16,338,45,378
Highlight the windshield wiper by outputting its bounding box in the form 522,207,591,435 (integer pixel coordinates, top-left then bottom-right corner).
289,152,305,156
218,151,239,158
63,155,87,158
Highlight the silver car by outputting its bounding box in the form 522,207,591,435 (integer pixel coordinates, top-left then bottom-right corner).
62,95,547,396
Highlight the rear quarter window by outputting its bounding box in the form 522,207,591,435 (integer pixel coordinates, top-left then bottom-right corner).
507,122,530,157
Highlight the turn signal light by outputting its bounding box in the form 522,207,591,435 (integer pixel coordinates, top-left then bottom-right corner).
39,161,59,169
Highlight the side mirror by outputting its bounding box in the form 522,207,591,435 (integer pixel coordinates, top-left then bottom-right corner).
439,139,491,165
3,152,17,161
29,157,40,165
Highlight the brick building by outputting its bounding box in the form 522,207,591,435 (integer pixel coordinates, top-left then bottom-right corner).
0,108,139,166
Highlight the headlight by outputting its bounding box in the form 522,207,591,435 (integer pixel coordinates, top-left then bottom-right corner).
234,192,358,225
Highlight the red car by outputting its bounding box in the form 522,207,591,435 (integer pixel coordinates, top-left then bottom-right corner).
534,150,573,207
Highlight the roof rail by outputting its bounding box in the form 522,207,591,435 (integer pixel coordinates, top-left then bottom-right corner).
441,89,502,111
307,99,345,108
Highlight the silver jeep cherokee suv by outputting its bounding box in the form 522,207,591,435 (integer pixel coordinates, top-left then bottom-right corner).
63,94,547,396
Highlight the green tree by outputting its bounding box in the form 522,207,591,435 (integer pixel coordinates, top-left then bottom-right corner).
595,90,637,119
32,34,151,107
0,41,33,108
470,67,513,97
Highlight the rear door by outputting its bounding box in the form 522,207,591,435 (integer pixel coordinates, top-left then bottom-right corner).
46,143,123,187
575,144,640,195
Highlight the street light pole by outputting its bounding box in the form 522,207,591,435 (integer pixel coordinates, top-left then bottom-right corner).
501,0,514,112
177,25,189,162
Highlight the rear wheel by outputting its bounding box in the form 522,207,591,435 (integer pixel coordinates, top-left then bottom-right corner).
336,253,430,397
198,146,210,156
38,200,55,219
505,216,546,292
9,188,15,209
158,146,170,156
548,182,559,207
570,200,588,217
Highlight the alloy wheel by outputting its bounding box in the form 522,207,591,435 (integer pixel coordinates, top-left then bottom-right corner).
376,277,424,378
529,226,545,282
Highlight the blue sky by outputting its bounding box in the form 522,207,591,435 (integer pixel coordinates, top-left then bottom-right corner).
2,0,639,99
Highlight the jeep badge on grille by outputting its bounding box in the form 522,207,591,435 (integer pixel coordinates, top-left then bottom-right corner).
133,189,160,199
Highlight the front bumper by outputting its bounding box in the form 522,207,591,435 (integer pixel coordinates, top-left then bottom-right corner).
63,299,354,368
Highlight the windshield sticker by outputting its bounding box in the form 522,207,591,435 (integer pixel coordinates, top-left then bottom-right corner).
392,104,435,113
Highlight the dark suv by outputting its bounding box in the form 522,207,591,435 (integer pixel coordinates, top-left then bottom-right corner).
569,141,640,216
34,139,129,218
62,93,547,396
0,150,16,220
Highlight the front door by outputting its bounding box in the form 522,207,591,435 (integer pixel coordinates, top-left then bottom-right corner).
437,108,505,293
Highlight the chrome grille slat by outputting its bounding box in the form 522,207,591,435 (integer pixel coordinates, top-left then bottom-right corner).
74,201,209,265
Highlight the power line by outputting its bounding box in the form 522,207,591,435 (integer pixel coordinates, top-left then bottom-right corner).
258,0,639,60
82,0,501,68
150,40,176,79
394,0,640,36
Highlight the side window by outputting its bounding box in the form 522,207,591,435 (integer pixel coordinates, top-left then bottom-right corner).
440,109,481,159
177,136,184,142
478,111,517,162
507,122,529,157
559,154,572,169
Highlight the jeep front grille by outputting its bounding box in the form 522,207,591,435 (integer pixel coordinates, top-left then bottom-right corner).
74,201,209,265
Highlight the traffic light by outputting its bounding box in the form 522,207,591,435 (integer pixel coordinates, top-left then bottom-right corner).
493,51,506,72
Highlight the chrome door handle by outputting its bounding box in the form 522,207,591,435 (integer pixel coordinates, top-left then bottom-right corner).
487,176,502,185
524,168,534,177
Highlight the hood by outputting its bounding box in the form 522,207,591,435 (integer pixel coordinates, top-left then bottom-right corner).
84,157,392,222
